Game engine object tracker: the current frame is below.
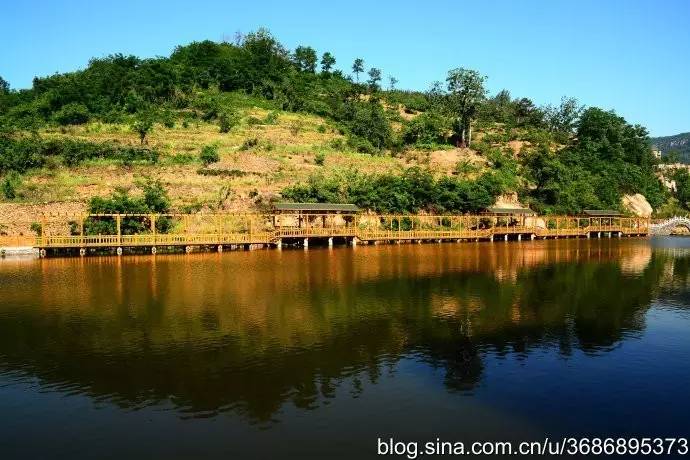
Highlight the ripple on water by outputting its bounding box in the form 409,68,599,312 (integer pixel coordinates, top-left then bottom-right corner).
1,239,690,455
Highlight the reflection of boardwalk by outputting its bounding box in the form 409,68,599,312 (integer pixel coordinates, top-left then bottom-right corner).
0,238,665,427
32,213,649,257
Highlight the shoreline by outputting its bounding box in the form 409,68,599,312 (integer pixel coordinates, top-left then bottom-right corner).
0,246,39,257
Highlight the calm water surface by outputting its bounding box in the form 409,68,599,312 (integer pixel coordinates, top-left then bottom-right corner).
1,238,690,458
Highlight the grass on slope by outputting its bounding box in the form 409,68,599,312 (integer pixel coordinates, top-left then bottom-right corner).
10,106,481,213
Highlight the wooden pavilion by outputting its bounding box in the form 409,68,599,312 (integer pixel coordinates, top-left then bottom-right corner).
272,203,359,229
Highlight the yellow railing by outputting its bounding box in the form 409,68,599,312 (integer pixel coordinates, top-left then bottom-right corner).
26,213,650,250
36,232,275,248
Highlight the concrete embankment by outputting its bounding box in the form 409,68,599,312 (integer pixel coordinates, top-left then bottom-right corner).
0,246,39,257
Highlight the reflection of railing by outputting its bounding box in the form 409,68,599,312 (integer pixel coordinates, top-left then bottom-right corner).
28,213,650,252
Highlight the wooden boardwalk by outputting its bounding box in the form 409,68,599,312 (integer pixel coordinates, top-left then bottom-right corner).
26,213,650,257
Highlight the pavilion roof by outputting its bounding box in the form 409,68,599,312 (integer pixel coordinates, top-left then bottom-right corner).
582,209,622,217
273,203,359,213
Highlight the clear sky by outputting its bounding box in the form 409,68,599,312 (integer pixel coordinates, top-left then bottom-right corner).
1,0,688,136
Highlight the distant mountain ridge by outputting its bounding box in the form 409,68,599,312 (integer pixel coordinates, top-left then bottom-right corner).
651,132,690,162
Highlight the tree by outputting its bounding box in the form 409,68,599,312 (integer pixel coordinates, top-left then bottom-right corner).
402,112,449,145
388,76,398,91
673,169,690,208
446,68,487,147
343,100,392,150
545,96,583,134
293,46,317,73
665,150,681,164
426,81,447,111
514,97,543,127
53,103,90,126
141,179,171,213
482,89,513,124
574,107,654,167
525,106,667,212
367,67,382,91
0,76,8,94
352,58,364,82
86,180,171,235
320,52,336,73
131,112,154,145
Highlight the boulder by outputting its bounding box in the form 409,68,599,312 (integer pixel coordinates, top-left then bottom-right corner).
622,194,652,218
493,192,521,208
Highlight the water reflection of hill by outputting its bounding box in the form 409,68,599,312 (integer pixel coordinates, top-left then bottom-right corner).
0,240,679,423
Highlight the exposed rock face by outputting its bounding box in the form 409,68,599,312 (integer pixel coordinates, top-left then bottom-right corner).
524,217,546,229
492,192,535,213
493,192,522,208
622,194,652,218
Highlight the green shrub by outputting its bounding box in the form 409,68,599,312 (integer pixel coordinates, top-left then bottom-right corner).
0,137,43,173
131,113,154,144
314,152,326,166
289,119,304,136
141,179,171,213
239,137,259,151
170,153,196,165
263,111,279,125
402,112,449,145
455,160,479,175
196,168,245,177
481,131,512,145
329,138,345,151
339,100,391,150
195,94,220,121
53,103,90,126
160,110,176,128
85,180,171,235
346,135,376,154
180,201,204,214
281,167,506,214
219,110,240,133
199,145,220,165
1,136,159,172
218,114,232,134
117,146,159,166
384,90,430,112
1,171,21,199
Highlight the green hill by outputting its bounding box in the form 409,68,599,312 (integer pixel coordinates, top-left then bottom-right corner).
651,132,690,162
0,28,678,233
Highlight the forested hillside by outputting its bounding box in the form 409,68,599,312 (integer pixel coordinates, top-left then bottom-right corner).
651,132,690,163
0,28,679,229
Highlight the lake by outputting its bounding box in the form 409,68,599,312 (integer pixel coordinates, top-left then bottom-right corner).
1,238,689,458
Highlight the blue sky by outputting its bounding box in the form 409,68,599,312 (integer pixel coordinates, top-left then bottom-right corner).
1,0,688,136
